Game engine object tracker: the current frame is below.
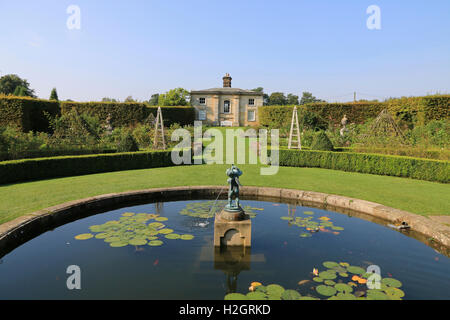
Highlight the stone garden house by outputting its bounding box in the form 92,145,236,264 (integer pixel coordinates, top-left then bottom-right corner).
190,74,263,127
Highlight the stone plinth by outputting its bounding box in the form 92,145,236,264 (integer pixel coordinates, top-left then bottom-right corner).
214,208,251,247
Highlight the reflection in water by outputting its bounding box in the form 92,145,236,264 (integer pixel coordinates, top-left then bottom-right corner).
214,247,251,294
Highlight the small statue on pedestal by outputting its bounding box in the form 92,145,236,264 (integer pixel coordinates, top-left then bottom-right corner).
226,165,243,210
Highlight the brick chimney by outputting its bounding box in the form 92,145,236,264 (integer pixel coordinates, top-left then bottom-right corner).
222,73,232,88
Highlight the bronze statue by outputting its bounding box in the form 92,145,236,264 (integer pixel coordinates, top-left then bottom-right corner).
226,165,243,209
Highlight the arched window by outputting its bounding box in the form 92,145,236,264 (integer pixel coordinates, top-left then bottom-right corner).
224,100,231,113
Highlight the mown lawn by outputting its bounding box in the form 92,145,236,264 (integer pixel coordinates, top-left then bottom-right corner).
0,164,449,224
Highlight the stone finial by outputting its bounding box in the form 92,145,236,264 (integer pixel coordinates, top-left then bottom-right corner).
223,73,232,88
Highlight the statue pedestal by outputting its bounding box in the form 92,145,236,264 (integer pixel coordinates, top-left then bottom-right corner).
214,207,251,247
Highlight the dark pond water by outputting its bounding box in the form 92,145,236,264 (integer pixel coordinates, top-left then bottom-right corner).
0,199,449,300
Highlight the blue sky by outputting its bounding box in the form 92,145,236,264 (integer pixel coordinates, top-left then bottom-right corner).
1,0,449,102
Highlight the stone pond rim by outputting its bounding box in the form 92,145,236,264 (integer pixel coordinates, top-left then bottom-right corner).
0,186,449,257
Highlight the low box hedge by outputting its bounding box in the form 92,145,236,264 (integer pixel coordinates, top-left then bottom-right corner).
1,149,447,185
0,151,183,184
279,149,449,183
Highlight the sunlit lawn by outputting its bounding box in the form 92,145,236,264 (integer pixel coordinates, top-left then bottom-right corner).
0,164,449,224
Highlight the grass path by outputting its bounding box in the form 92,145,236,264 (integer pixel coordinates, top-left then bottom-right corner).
0,164,449,224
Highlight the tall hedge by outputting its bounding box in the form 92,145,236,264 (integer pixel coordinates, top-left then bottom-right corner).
0,95,60,132
60,101,195,128
0,151,181,184
279,149,449,183
259,103,385,128
145,106,195,127
259,95,450,128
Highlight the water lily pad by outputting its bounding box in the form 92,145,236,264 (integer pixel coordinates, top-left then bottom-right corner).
246,292,267,300
89,225,104,232
225,293,248,300
299,233,312,238
158,228,174,234
347,266,366,275
255,285,267,293
385,287,405,299
75,233,94,240
335,292,356,300
335,283,353,294
148,240,164,246
266,284,285,296
180,234,195,240
323,261,339,268
366,290,389,300
109,241,128,247
381,278,402,288
122,212,135,217
316,285,337,297
95,233,110,239
165,233,181,240
319,271,337,280
155,217,168,222
281,289,301,300
331,226,344,231
324,280,336,286
104,236,121,243
148,222,164,229
281,216,293,221
313,277,324,283
303,211,314,215
129,238,148,246
298,296,319,300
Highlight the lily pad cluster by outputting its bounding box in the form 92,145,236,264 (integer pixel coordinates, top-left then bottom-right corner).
225,283,318,301
280,210,344,238
224,261,405,300
74,212,194,248
179,200,264,219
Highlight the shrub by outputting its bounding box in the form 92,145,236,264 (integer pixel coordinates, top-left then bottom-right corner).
61,101,146,128
0,151,182,185
279,149,449,183
0,95,60,132
47,109,102,149
60,101,195,128
132,124,153,149
117,132,139,152
311,131,334,151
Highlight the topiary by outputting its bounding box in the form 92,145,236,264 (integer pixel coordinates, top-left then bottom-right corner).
117,132,139,152
311,131,334,151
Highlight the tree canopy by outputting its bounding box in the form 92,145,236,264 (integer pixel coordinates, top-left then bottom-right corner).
148,93,159,106
158,88,189,106
300,92,325,105
50,88,59,101
0,74,35,97
268,92,287,105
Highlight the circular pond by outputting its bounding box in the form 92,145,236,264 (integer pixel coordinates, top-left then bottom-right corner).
0,199,449,300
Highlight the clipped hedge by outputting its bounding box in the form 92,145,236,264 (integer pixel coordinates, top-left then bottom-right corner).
279,149,449,183
0,95,60,132
60,101,195,127
259,95,450,128
60,101,145,128
0,151,182,184
145,106,195,127
259,103,385,128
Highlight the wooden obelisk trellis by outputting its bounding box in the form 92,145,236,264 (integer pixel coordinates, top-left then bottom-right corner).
153,106,166,150
288,107,301,150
